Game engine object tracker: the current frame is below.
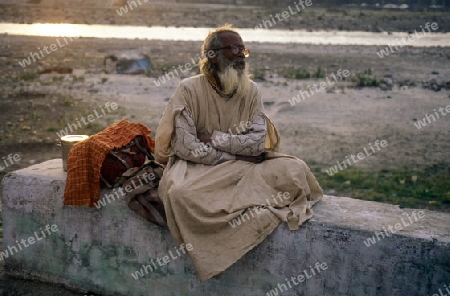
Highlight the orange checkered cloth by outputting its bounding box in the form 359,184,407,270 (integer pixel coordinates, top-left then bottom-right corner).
63,120,155,207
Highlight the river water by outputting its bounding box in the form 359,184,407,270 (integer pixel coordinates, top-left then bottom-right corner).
0,23,449,47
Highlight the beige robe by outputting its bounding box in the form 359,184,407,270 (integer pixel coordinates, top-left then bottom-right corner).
155,74,323,281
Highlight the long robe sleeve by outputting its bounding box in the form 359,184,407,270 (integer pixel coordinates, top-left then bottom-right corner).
172,109,235,165
211,113,266,156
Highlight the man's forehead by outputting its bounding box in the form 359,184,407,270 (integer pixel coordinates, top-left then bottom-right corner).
217,31,243,45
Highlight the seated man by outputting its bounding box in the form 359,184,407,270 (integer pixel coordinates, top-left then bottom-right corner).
155,24,323,281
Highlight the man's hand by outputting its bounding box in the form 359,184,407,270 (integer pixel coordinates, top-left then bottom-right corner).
235,154,265,163
197,132,212,144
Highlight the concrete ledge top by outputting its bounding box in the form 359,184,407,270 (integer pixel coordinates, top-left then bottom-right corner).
312,195,450,243
2,158,66,182
3,159,450,244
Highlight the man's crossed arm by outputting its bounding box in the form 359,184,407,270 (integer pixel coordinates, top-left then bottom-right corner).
172,109,266,165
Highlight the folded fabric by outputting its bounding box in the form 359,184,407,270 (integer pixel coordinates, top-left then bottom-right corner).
100,135,154,188
63,120,155,207
123,161,167,229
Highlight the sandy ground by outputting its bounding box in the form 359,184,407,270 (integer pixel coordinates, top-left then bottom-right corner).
0,1,449,295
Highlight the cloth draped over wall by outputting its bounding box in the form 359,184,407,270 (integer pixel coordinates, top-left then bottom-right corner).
64,120,155,207
155,74,323,281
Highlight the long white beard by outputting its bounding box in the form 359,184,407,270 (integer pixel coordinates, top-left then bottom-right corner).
218,64,251,98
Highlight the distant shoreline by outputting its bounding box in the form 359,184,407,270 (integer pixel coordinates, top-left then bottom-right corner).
1,23,449,47
0,2,448,33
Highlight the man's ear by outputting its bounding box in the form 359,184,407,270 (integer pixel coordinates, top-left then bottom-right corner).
205,50,218,64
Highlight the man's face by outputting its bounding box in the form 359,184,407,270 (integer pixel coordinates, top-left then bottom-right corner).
216,32,246,74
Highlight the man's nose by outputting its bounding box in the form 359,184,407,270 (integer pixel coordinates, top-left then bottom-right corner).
236,49,245,58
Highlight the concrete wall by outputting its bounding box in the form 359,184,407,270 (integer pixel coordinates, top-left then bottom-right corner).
1,159,449,296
